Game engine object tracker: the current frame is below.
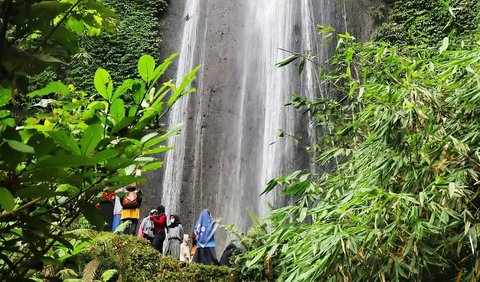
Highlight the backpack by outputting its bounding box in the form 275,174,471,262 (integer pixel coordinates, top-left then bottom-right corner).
121,191,139,209
143,217,154,238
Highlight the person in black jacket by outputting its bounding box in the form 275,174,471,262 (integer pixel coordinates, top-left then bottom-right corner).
219,243,238,267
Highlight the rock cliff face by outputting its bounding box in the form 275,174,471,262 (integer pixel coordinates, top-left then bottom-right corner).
142,0,383,251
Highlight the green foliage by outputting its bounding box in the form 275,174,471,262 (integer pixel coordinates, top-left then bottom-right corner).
235,27,480,281
0,54,199,280
373,0,479,45
67,0,167,93
64,233,234,281
0,0,117,90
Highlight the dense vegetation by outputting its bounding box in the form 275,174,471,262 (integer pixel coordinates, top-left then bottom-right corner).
2,0,480,281
234,1,480,281
372,0,480,45
67,0,168,92
57,231,233,281
0,0,200,280
374,0,479,45
30,0,167,93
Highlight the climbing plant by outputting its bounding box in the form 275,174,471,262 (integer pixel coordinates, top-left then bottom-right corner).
67,0,168,93
373,0,479,45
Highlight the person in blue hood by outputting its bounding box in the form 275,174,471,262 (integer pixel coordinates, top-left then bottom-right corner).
192,208,219,265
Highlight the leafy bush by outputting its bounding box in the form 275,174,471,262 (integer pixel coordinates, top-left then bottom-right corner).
234,25,480,282
0,53,199,280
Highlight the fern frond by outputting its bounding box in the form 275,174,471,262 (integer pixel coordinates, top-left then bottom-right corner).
83,258,101,282
113,221,130,234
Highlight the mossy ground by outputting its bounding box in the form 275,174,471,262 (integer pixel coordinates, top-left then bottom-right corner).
70,234,236,282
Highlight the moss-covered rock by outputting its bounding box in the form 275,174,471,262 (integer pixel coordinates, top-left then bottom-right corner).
71,234,235,282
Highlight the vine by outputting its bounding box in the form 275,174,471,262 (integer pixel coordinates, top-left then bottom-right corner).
29,0,168,92
67,0,167,92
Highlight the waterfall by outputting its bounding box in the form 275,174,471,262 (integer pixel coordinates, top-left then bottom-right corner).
153,0,381,241
161,0,316,232
161,0,203,216
240,1,299,219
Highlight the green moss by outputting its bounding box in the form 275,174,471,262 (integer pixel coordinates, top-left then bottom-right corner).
373,0,479,45
72,234,235,282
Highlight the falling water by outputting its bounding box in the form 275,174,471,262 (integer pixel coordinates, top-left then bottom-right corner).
161,0,203,215
151,0,382,244
241,1,299,218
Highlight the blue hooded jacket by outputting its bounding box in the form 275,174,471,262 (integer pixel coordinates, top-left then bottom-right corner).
194,209,219,248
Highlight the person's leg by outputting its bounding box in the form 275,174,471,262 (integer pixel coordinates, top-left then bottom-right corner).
129,219,138,235
158,232,165,252
209,247,220,265
99,201,114,231
152,232,165,252
112,214,121,233
123,219,134,235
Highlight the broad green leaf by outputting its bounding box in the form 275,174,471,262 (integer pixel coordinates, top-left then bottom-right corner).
66,17,84,34
32,53,66,64
94,68,113,100
15,185,55,198
0,188,15,211
106,175,145,188
167,66,200,108
151,53,178,83
112,79,134,102
35,153,94,168
138,54,156,82
127,106,138,117
111,117,135,134
110,98,125,123
142,161,164,171
80,203,105,231
47,131,81,155
0,88,12,107
31,1,71,21
5,139,34,153
132,81,146,104
100,269,118,282
79,124,103,156
144,146,173,155
105,158,135,172
140,132,159,144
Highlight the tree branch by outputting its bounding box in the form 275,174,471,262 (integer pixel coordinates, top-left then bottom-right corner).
34,0,83,52
0,197,42,221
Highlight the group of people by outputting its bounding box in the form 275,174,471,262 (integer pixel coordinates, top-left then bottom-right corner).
97,185,143,235
137,205,186,260
97,185,236,266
